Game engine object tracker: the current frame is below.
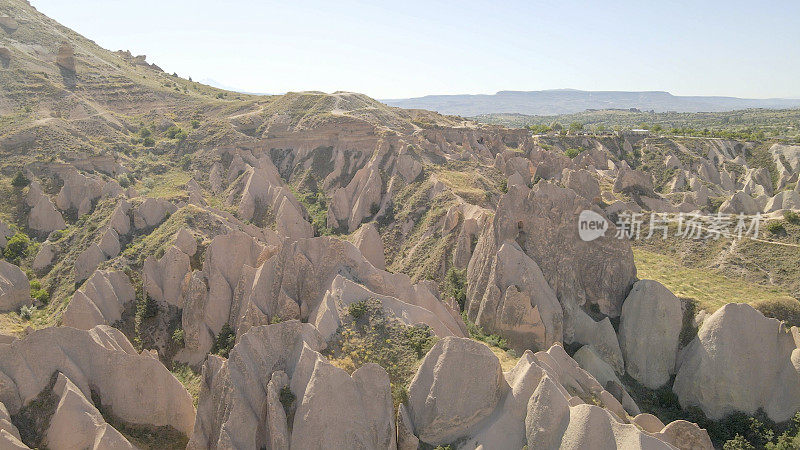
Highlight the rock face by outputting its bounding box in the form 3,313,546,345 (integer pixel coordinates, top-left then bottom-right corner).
400,338,692,449
407,337,507,445
55,41,76,72
133,198,177,229
55,170,102,215
467,182,636,349
719,190,759,215
352,222,385,269
0,260,30,313
238,237,466,342
613,167,654,195
62,270,135,330
190,321,394,449
0,401,26,449
0,221,11,249
73,243,106,283
46,373,135,449
0,326,195,435
564,168,600,201
27,187,66,235
467,241,563,353
311,275,458,341
143,245,190,307
32,242,56,271
674,303,800,421
619,280,683,389
0,16,19,33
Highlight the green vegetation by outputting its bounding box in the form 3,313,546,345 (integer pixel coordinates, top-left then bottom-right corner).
633,248,796,313
171,328,185,345
784,210,800,225
211,323,236,357
461,311,510,351
767,221,786,235
92,390,188,450
3,232,32,264
324,299,437,408
279,385,295,415
11,170,29,188
171,363,201,406
476,108,800,142
11,373,59,449
565,147,583,158
30,279,50,304
445,267,467,311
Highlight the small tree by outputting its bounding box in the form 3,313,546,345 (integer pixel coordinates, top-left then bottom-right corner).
11,171,29,188
4,232,31,263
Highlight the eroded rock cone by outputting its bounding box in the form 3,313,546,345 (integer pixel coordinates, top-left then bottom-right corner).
56,41,75,72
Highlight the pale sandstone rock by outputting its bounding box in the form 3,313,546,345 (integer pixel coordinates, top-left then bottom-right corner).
32,242,56,271
467,182,636,347
719,190,759,215
28,193,66,234
620,280,682,389
0,261,29,313
468,241,563,353
407,337,507,445
764,190,800,213
351,222,385,269
97,227,120,258
633,413,665,433
0,326,195,434
674,303,800,421
62,270,135,330
188,321,325,449
613,167,654,195
655,420,714,450
74,243,106,283
573,309,624,375
101,179,123,198
133,198,177,229
174,228,198,256
397,403,419,450
108,199,131,236
310,275,457,341
275,196,313,241
46,373,134,450
0,401,26,448
264,371,290,450
564,168,600,200
143,246,190,307
0,221,11,249
290,362,396,449
574,345,640,415
240,236,465,340
55,170,103,214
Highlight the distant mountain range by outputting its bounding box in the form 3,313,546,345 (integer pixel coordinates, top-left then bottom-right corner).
381,89,800,117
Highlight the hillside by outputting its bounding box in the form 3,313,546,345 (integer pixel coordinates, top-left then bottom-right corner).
383,89,800,116
2,1,800,449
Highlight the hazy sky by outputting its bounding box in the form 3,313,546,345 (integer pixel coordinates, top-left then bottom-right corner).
30,0,800,99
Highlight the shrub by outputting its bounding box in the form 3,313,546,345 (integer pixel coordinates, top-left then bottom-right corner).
135,295,158,325
499,179,508,193
461,311,510,351
142,137,156,148
279,386,295,415
19,304,35,321
783,210,800,225
171,328,185,345
4,232,31,263
445,267,467,311
211,323,236,357
767,221,786,235
11,170,29,188
348,300,369,320
166,125,187,141
565,148,582,159
31,289,49,304
138,127,151,138
754,298,800,328
190,119,200,129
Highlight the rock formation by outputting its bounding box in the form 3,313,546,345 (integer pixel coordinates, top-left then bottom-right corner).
0,260,29,313
619,280,683,389
674,303,800,421
62,270,135,330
